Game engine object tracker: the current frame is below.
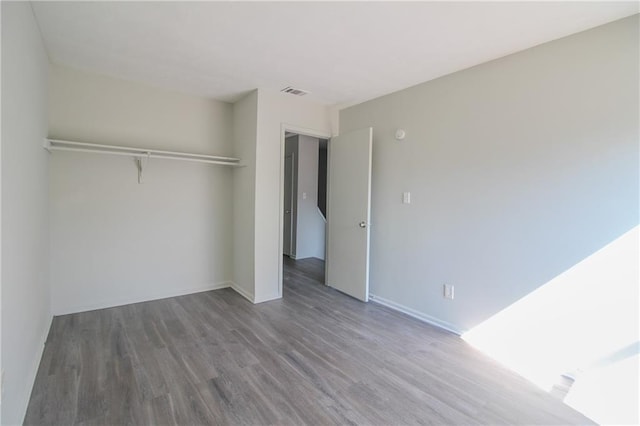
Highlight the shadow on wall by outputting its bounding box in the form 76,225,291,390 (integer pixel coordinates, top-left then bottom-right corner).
462,226,639,425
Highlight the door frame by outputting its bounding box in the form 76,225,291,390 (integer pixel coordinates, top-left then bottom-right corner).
279,123,332,298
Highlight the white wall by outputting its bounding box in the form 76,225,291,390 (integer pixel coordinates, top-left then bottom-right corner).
340,15,639,333
254,89,331,302
1,3,52,424
49,65,232,154
49,65,234,314
232,90,258,301
295,135,325,260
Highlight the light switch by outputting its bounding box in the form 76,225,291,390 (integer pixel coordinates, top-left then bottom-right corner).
302,192,307,200
402,192,411,204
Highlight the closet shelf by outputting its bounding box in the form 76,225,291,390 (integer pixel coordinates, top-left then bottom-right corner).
44,138,242,167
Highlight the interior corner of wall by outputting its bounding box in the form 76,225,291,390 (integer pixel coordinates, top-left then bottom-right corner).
329,105,340,136
229,280,255,304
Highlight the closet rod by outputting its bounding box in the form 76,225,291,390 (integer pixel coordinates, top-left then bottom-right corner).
48,146,242,166
45,138,242,166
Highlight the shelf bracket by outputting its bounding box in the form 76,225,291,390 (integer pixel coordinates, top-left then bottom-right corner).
135,152,151,184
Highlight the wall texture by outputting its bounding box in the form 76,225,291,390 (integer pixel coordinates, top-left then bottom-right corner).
49,65,234,314
1,3,52,424
340,15,639,333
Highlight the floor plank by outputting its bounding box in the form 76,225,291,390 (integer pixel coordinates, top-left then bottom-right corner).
24,256,594,425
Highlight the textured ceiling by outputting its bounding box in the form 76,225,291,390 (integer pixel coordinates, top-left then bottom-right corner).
31,1,638,105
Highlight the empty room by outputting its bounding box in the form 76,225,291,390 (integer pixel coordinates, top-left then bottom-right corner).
1,1,638,425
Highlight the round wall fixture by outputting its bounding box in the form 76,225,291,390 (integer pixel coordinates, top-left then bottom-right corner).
395,129,406,141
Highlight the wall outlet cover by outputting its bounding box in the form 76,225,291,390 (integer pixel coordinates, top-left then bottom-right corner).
444,284,454,299
403,192,411,204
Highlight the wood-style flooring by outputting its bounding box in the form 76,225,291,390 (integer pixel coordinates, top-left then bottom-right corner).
25,256,594,425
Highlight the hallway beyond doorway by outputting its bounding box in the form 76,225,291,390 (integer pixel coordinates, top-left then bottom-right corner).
283,256,325,291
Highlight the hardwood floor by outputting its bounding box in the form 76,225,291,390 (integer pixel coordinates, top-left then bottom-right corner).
25,256,594,425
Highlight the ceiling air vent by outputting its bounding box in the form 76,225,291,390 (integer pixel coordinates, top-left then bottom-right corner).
280,86,309,96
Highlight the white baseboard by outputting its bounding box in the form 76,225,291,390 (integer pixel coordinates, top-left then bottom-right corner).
228,281,255,303
18,314,53,424
369,293,462,335
53,281,233,316
253,294,282,304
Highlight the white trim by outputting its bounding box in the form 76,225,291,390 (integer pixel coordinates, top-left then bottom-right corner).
229,281,255,303
18,314,53,424
281,124,332,140
53,281,233,315
369,294,463,335
254,294,283,304
278,123,332,297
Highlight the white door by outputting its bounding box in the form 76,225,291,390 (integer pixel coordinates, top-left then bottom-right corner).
326,127,373,302
283,153,295,256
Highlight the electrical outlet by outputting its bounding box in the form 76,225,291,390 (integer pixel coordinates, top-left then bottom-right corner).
443,284,454,300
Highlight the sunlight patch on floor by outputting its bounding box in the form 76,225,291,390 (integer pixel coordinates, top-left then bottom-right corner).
462,226,639,425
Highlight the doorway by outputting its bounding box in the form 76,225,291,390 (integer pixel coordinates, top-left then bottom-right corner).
279,125,373,302
282,132,329,292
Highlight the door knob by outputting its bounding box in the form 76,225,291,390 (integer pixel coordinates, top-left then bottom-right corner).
359,221,367,228
285,210,291,214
